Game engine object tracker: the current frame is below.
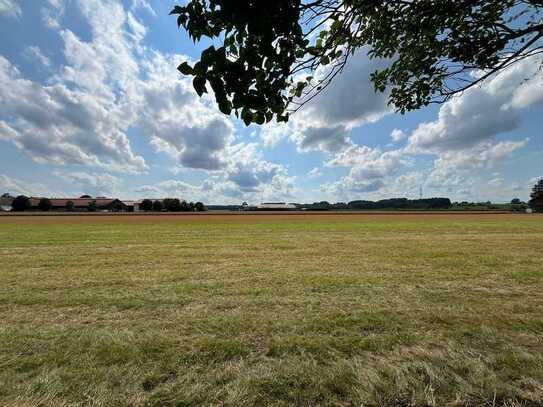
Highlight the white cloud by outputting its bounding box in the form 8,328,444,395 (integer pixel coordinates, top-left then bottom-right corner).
293,125,351,153
23,46,51,67
54,171,121,196
262,49,392,153
3,0,538,205
308,167,323,178
296,48,391,132
431,140,527,174
0,0,298,203
41,0,64,28
322,145,408,198
408,57,543,154
327,145,407,180
137,53,236,171
0,174,54,196
423,140,527,198
131,0,156,16
261,121,290,148
390,128,406,142
0,0,239,174
0,0,21,18
223,143,283,191
0,56,147,172
134,142,298,203
402,57,541,199
0,0,152,173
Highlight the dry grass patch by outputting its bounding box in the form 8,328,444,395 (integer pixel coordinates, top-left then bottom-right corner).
0,214,542,406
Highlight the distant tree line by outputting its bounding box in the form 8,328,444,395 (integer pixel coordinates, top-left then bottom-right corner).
4,191,540,213
139,199,205,212
301,198,452,211
211,197,535,212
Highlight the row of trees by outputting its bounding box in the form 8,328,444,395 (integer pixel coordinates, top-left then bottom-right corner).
9,196,206,212
139,199,205,212
300,198,452,211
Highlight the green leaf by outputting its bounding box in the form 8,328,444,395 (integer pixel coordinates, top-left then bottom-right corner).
241,109,254,126
277,113,289,123
218,99,232,115
193,61,206,76
255,112,265,125
177,62,193,75
193,76,207,96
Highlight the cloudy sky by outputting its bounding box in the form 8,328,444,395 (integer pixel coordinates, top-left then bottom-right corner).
0,0,542,204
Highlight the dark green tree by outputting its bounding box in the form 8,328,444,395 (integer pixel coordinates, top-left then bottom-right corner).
171,199,182,212
140,199,153,211
11,195,30,212
112,201,125,212
165,198,182,212
180,200,190,212
66,200,75,212
88,200,97,212
171,1,543,124
152,200,164,211
38,198,52,211
511,198,522,205
195,201,205,212
529,179,543,211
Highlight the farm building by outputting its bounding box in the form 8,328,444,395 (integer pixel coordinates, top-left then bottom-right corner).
28,197,129,212
121,200,142,212
255,202,297,211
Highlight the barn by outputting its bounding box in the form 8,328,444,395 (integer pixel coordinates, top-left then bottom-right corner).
28,197,129,212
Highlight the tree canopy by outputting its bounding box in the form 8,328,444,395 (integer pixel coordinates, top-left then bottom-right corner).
140,199,153,211
529,178,543,211
171,0,543,125
152,200,164,211
11,195,30,212
38,198,52,211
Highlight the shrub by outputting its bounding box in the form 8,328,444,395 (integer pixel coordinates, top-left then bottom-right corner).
152,200,163,211
38,198,52,211
140,199,153,211
88,201,97,212
11,195,30,212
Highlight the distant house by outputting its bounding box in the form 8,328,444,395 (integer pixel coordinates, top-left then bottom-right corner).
122,200,142,212
28,197,129,212
256,202,297,211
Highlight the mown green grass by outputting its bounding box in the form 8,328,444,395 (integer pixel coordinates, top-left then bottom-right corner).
0,215,542,406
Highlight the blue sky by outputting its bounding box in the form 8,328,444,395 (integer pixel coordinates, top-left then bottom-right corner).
0,0,541,204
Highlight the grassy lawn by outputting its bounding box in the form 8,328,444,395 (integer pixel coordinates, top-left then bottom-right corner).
1,214,542,406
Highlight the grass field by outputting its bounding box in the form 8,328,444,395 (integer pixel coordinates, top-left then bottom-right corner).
1,213,543,406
